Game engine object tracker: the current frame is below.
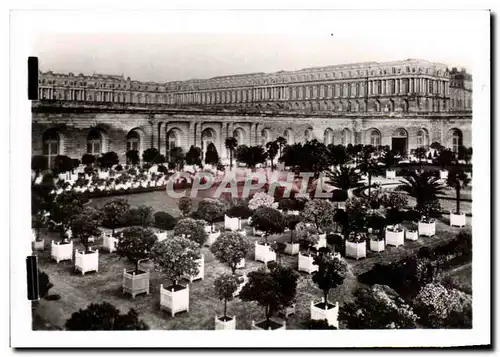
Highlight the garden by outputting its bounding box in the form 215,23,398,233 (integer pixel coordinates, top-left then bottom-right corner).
31,137,473,330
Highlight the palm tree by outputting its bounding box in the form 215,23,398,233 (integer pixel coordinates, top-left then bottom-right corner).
398,170,445,216
357,146,380,201
446,167,471,214
265,141,279,171
275,136,287,161
327,165,362,192
225,137,238,169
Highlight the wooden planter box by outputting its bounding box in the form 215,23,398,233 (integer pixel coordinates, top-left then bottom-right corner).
51,240,73,263
439,170,449,180
33,239,45,251
155,231,168,242
123,269,150,298
450,212,466,227
314,233,327,250
224,215,241,231
206,231,221,246
160,284,190,317
298,252,318,274
284,242,300,255
214,315,236,330
251,319,286,330
235,258,245,269
102,234,118,253
183,255,204,282
405,229,418,241
386,170,396,179
370,239,385,252
236,229,247,237
254,241,276,264
74,249,99,275
345,240,366,260
310,300,339,328
385,227,405,247
279,303,296,319
418,221,436,237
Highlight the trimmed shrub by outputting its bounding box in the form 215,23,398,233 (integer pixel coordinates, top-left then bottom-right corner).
154,211,177,230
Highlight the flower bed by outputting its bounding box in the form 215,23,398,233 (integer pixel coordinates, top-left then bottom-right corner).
160,283,190,317
298,252,318,274
122,269,150,298
385,225,405,247
310,300,339,328
254,241,276,264
51,240,73,263
74,249,99,275
450,212,466,227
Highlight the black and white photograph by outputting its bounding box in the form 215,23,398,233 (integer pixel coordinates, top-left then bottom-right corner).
9,8,491,348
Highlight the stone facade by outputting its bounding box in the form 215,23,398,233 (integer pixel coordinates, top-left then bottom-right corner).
33,58,472,165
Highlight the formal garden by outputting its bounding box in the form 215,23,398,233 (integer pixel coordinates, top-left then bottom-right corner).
31,137,473,330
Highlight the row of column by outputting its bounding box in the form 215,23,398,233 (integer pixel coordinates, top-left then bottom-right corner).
368,78,449,96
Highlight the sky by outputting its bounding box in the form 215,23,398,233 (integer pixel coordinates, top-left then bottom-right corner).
30,10,486,83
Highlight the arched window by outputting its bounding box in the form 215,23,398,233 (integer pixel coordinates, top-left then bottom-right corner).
283,129,294,145
324,129,334,145
341,129,352,146
416,129,429,149
451,129,463,153
127,131,140,152
370,130,381,147
87,129,102,155
43,129,60,169
233,128,244,146
304,129,312,142
167,130,180,150
261,128,271,146
202,128,216,152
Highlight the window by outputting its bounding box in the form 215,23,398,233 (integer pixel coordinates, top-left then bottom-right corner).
324,129,334,145
341,129,351,145
370,130,381,147
42,129,60,169
127,131,140,152
304,129,312,142
417,129,429,148
451,129,463,153
87,129,102,155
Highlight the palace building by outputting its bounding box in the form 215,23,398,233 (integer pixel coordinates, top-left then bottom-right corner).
32,58,472,167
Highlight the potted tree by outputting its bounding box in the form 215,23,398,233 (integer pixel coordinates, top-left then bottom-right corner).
369,232,385,252
173,218,208,247
345,232,367,260
381,149,397,179
302,199,335,249
32,212,46,251
311,253,347,328
70,207,101,275
402,221,419,241
250,207,286,264
213,273,240,330
296,222,320,274
116,227,158,298
284,214,302,255
152,236,200,317
178,197,193,217
210,231,251,274
100,199,130,236
399,170,445,237
240,265,299,330
196,198,225,245
446,167,471,227
384,224,405,247
225,205,252,235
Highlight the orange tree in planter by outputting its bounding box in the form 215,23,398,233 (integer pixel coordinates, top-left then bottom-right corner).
70,207,102,253
250,207,286,245
116,227,158,274
210,232,251,274
446,167,471,215
312,253,348,308
150,236,200,289
173,218,208,247
214,273,240,321
239,265,299,329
